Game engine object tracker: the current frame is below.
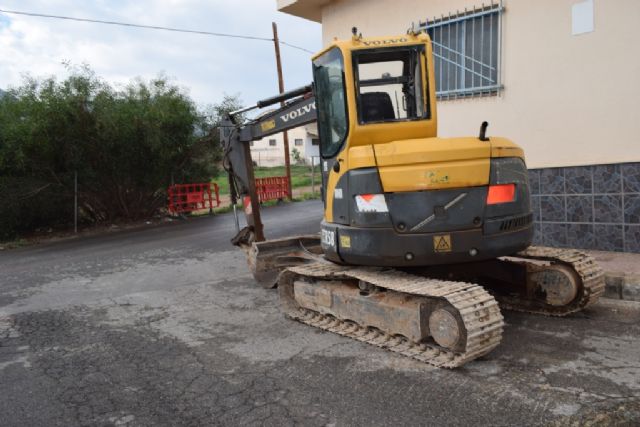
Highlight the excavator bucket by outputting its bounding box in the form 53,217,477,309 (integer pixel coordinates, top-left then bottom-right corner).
244,235,324,288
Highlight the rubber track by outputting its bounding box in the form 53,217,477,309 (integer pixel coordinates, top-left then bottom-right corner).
279,263,504,368
497,246,606,316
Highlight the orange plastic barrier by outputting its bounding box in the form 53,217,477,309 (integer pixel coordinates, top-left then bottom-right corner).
168,183,220,214
255,176,290,202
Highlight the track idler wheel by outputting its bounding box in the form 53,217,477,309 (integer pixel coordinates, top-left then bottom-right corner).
428,306,466,352
530,264,580,307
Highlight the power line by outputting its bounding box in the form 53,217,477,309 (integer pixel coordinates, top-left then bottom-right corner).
280,40,314,53
0,8,315,54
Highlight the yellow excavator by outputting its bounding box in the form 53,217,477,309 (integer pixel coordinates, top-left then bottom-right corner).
220,29,604,368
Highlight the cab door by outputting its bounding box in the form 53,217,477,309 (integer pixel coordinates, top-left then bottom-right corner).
312,47,349,220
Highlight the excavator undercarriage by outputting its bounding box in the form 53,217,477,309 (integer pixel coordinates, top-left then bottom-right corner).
235,234,604,369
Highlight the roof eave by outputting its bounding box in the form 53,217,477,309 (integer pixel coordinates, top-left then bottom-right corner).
276,0,327,23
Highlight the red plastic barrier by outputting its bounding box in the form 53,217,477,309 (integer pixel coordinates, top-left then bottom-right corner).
168,183,220,214
255,176,290,202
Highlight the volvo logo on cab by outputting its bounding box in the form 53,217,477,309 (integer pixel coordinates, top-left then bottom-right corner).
362,38,408,46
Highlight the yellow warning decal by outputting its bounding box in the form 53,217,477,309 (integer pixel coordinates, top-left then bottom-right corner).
433,235,452,253
340,235,351,248
260,120,276,132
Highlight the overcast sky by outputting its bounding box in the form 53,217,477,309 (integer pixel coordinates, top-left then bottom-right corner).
0,0,322,109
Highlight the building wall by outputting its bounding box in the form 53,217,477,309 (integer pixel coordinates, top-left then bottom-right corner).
319,0,640,169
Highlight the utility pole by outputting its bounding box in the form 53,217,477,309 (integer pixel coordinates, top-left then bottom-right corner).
272,22,292,200
74,170,78,233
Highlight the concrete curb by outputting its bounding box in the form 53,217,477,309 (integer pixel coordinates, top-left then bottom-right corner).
604,272,640,302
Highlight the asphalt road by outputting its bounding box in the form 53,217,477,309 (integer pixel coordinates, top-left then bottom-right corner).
1,200,639,426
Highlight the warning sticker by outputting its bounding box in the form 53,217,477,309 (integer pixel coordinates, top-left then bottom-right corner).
433,235,452,252
260,120,276,132
340,235,351,248
243,196,252,215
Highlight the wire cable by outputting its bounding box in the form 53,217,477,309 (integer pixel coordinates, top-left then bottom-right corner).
279,40,313,53
0,8,315,53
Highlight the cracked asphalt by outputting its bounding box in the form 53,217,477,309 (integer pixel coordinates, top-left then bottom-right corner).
1,200,640,426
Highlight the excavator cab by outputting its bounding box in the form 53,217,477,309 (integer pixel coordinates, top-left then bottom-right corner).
312,33,533,267
312,33,436,186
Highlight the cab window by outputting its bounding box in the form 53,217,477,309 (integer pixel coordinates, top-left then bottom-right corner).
353,46,429,124
313,48,348,158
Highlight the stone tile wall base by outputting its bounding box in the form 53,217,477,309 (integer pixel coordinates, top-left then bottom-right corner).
529,162,640,253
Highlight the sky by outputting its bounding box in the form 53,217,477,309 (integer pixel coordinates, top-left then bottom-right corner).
0,0,322,109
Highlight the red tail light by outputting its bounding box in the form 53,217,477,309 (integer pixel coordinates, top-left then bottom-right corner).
487,184,516,205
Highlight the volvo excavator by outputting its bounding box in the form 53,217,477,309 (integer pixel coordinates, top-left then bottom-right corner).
220,29,605,368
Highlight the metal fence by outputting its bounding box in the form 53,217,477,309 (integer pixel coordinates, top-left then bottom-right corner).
416,1,504,100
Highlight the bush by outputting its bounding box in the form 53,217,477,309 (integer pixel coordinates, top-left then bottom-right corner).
291,148,303,164
0,176,73,240
0,65,239,239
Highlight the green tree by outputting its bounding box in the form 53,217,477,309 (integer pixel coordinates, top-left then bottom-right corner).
0,66,236,238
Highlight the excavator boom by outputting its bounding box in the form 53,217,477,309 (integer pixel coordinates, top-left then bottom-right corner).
221,85,316,242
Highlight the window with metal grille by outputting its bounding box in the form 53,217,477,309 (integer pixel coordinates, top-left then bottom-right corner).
417,2,503,100
294,138,303,146
269,139,277,146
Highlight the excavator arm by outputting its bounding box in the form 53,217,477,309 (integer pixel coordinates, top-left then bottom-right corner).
220,84,317,243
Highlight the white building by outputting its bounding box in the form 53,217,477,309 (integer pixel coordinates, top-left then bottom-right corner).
250,124,320,167
276,0,640,253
